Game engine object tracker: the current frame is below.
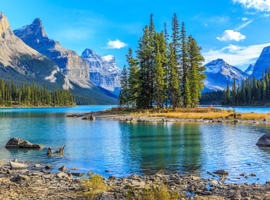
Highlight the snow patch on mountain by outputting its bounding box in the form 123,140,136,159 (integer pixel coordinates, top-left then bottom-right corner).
45,69,59,83
203,59,248,92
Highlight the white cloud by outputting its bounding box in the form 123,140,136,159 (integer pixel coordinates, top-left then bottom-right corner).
103,39,128,49
233,0,270,12
263,13,270,17
217,30,246,41
235,20,253,30
242,17,249,21
203,43,270,68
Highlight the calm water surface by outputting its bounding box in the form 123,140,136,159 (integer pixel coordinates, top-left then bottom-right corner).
1,106,270,184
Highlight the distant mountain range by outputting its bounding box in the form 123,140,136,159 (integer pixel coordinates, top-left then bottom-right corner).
203,46,270,92
0,12,121,104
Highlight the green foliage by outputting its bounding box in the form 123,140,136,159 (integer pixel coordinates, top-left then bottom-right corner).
221,67,270,106
119,14,206,109
0,78,75,107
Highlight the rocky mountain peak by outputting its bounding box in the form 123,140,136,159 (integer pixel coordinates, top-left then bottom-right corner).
251,46,270,79
33,18,42,26
82,48,101,58
0,12,13,39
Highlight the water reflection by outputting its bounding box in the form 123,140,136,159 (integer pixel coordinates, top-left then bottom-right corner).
1,106,270,184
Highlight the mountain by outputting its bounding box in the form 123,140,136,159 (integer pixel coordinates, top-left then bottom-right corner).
12,17,118,104
203,59,248,91
251,46,270,79
244,63,255,75
81,49,121,94
13,18,90,86
0,12,62,85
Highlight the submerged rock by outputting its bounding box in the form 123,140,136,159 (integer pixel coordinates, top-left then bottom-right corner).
5,137,43,149
256,132,270,146
82,115,95,120
213,170,229,175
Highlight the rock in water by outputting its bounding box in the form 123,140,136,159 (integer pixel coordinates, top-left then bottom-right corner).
55,145,65,154
47,147,53,156
5,137,43,149
82,115,95,120
256,132,270,146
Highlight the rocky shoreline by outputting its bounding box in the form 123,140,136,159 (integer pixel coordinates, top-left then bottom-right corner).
1,160,270,200
68,112,270,125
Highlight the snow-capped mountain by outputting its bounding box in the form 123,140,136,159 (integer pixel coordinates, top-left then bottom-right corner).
252,46,270,79
244,63,255,75
203,59,248,92
82,49,121,93
13,18,90,89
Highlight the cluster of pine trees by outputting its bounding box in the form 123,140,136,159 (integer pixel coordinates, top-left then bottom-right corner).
119,14,206,110
0,79,76,107
199,91,223,105
222,69,270,106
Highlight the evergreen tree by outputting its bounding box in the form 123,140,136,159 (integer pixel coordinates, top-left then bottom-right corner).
118,65,129,106
168,43,180,111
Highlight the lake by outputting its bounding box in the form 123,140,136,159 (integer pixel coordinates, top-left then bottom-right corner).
1,105,270,184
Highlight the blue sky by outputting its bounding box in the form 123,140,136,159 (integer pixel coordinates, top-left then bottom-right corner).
2,0,270,71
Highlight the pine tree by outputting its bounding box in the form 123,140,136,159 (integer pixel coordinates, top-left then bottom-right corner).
126,49,139,107
231,78,237,106
183,76,191,107
226,82,230,105
153,41,165,109
180,22,189,107
168,43,180,111
222,89,227,105
119,65,129,106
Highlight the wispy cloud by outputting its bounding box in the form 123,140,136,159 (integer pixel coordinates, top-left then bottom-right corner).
217,30,246,41
203,43,270,67
235,19,253,30
233,0,270,12
262,13,270,17
242,17,249,21
103,39,128,49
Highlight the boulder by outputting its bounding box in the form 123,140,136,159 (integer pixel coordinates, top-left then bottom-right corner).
58,166,66,172
71,172,84,177
213,170,229,176
82,115,95,120
16,174,30,182
87,171,93,176
56,172,68,179
45,165,52,170
5,137,43,149
256,132,270,146
10,162,27,169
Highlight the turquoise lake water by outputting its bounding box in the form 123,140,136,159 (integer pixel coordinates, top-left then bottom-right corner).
1,105,270,184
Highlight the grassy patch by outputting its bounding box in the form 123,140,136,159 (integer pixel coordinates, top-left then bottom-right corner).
79,175,110,199
127,184,182,200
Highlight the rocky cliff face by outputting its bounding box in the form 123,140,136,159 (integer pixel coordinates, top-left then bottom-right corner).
13,18,90,82
81,49,121,93
203,59,248,92
244,63,255,75
0,12,58,78
251,46,270,79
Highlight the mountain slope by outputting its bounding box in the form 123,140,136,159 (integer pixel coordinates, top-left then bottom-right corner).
0,12,117,105
244,63,255,75
13,17,118,104
81,49,121,94
251,46,270,79
203,59,248,91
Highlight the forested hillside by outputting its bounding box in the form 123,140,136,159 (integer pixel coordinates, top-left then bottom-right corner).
0,79,75,107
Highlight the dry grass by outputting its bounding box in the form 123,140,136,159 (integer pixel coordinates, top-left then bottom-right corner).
150,112,270,120
127,184,182,200
79,175,110,200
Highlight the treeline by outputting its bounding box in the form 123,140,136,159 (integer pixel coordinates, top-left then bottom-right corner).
119,13,206,110
222,68,270,106
199,91,223,105
0,79,76,107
